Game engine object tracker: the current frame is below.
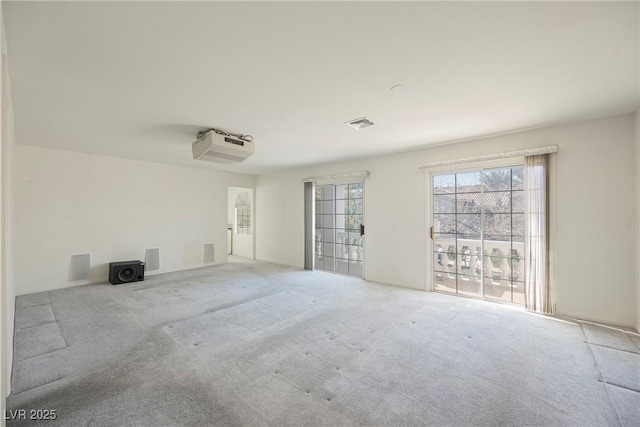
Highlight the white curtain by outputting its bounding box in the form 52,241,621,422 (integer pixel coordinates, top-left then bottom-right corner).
303,182,315,270
524,154,550,313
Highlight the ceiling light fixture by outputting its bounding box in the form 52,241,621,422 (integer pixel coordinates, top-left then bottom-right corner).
345,117,375,130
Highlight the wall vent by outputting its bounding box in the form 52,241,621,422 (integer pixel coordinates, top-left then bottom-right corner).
203,243,215,264
145,248,160,271
70,253,91,281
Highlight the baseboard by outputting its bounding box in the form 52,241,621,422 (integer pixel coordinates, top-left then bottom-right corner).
15,261,226,296
556,309,637,331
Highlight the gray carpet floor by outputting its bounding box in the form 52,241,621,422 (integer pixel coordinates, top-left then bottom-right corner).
7,261,640,426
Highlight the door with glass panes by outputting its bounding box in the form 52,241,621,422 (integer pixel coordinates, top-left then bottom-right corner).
314,183,364,277
432,166,525,304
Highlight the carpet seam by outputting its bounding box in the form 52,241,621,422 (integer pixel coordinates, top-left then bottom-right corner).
579,323,624,427
15,344,68,363
603,381,640,394
15,320,58,332
15,346,67,363
584,341,640,355
48,300,70,349
10,376,65,397
53,308,69,349
16,301,52,310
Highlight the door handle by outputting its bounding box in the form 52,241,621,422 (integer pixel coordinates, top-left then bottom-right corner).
430,226,434,240
360,224,365,236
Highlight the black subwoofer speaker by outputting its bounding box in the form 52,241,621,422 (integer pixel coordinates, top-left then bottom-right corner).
109,260,145,285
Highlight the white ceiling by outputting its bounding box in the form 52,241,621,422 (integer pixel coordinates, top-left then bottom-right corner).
4,1,639,175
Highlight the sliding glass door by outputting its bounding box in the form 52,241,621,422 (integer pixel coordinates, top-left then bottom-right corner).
315,183,364,278
432,166,525,304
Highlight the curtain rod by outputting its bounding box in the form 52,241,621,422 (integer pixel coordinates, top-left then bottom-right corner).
302,170,370,183
417,145,558,170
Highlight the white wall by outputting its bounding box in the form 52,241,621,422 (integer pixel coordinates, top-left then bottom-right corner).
0,4,16,419
227,187,254,259
636,108,640,333
257,113,637,328
14,146,254,295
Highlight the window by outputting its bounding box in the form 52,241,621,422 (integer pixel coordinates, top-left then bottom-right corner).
235,192,251,235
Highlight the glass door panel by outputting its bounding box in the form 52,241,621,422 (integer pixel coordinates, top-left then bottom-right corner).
315,185,335,273
315,182,364,278
432,166,524,305
341,182,364,277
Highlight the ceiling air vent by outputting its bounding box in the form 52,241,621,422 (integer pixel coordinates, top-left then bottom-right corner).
345,117,374,130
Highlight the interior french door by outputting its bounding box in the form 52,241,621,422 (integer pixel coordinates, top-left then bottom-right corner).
431,166,525,304
314,182,364,277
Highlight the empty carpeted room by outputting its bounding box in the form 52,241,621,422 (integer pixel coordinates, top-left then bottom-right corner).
0,1,639,426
